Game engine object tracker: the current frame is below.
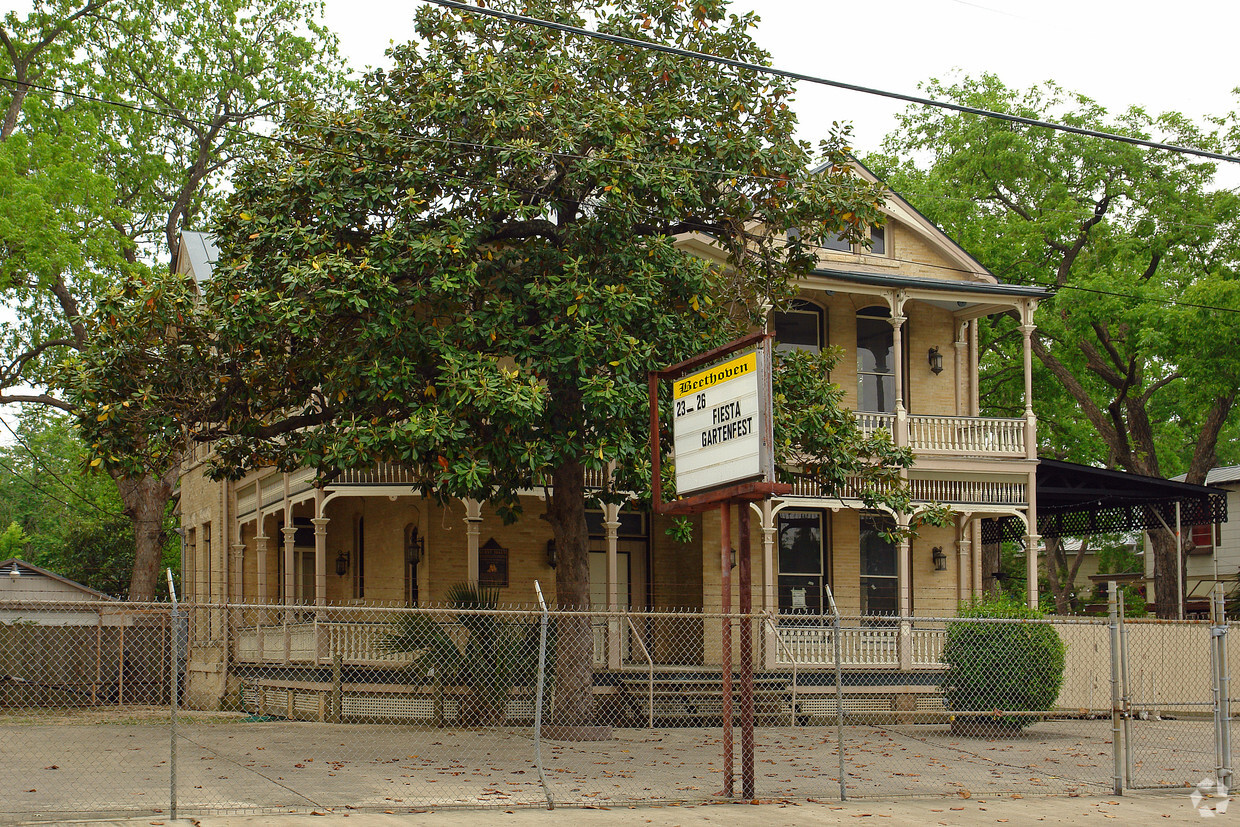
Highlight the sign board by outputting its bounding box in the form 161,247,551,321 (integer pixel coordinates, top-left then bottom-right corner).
672,349,769,496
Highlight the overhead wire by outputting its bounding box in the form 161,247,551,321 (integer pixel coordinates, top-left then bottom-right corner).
3,18,1238,318
0,417,123,519
416,0,1240,166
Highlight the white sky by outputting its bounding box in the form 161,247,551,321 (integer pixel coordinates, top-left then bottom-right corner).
324,0,1240,159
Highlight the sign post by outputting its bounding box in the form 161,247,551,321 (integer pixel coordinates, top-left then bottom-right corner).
649,332,788,800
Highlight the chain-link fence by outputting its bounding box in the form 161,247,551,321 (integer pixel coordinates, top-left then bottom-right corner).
0,584,1232,820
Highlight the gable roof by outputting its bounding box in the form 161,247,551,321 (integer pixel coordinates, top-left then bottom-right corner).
175,231,219,288
1172,466,1240,487
0,558,116,601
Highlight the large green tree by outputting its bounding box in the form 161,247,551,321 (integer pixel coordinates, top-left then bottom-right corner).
1,0,343,598
870,74,1240,617
195,0,924,724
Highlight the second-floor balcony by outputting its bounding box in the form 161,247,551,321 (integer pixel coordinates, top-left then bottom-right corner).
857,412,1029,458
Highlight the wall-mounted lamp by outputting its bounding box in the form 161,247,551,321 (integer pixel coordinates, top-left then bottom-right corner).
729,547,738,569
405,527,424,567
335,552,349,577
928,346,944,376
545,539,557,569
932,546,947,572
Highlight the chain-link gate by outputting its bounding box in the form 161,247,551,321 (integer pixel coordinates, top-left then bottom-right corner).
1,581,1237,820
1119,587,1232,794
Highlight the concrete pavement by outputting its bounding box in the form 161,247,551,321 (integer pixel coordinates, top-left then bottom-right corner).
25,789,1227,825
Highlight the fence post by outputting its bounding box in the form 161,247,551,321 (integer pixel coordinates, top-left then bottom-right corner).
1108,581,1123,795
1118,587,1133,788
825,584,845,802
533,580,554,810
1212,585,1232,793
166,569,179,820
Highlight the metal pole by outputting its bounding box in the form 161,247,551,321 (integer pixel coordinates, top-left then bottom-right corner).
1118,586,1133,788
826,584,845,801
1107,581,1123,795
738,505,755,800
1176,502,1184,621
1217,586,1232,791
720,502,734,798
533,581,554,809
1212,585,1225,792
167,568,179,820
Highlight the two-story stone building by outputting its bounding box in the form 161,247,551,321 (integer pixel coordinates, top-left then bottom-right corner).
174,164,1047,709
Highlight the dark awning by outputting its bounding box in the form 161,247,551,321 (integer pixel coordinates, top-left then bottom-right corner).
986,459,1228,543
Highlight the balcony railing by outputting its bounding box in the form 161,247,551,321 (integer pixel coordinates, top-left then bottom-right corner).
907,414,1026,456
772,623,946,668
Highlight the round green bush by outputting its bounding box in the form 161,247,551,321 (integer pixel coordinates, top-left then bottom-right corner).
942,594,1066,732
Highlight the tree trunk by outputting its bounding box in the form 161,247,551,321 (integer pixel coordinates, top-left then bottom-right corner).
1149,529,1181,619
981,539,1001,597
547,453,595,726
115,463,178,601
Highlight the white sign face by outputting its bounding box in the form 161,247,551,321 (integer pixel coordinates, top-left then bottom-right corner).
672,349,764,496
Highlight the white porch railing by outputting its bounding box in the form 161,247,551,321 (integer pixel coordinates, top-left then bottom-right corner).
907,414,1026,456
772,624,945,668
234,619,419,667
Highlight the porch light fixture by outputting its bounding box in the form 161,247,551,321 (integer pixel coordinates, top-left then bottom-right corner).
546,539,556,568
335,551,349,577
931,546,947,571
405,528,424,567
928,346,944,376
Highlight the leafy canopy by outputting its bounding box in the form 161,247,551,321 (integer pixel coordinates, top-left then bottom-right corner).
202,0,910,522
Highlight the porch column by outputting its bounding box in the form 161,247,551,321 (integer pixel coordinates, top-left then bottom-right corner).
1020,300,1039,460
954,321,968,417
230,543,246,603
282,524,297,607
757,500,778,670
313,517,329,611
955,516,972,603
890,294,908,447
603,503,621,670
897,514,912,671
255,528,269,604
463,499,482,583
1026,464,1040,609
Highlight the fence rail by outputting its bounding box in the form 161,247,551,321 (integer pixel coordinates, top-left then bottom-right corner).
0,591,1231,818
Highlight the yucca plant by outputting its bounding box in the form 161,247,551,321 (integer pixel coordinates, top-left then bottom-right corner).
380,583,539,725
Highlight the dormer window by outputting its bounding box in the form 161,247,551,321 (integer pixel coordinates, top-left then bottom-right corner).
819,224,889,256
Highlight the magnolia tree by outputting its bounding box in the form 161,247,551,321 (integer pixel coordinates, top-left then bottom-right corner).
195,0,928,725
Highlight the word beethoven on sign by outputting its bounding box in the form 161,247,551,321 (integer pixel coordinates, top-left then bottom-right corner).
672,350,763,495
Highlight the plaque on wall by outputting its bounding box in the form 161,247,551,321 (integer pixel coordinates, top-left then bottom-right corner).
479,538,509,588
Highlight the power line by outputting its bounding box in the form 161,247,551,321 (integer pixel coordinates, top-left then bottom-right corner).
0,417,123,519
0,453,116,519
417,0,1240,166
5,71,1237,317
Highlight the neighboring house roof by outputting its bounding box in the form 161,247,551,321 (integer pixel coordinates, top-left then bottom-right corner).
1172,466,1240,487
175,230,219,287
0,558,116,601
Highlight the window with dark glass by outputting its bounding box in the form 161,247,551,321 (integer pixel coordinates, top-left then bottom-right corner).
857,306,895,413
869,225,886,255
777,510,827,617
773,299,825,354
822,231,852,252
860,515,898,616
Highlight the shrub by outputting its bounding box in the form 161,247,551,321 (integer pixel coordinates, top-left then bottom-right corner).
942,593,1066,732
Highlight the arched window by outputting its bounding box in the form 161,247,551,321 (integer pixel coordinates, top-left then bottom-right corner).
856,306,895,413
774,299,825,354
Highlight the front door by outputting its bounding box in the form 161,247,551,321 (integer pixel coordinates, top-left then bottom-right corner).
777,510,828,619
